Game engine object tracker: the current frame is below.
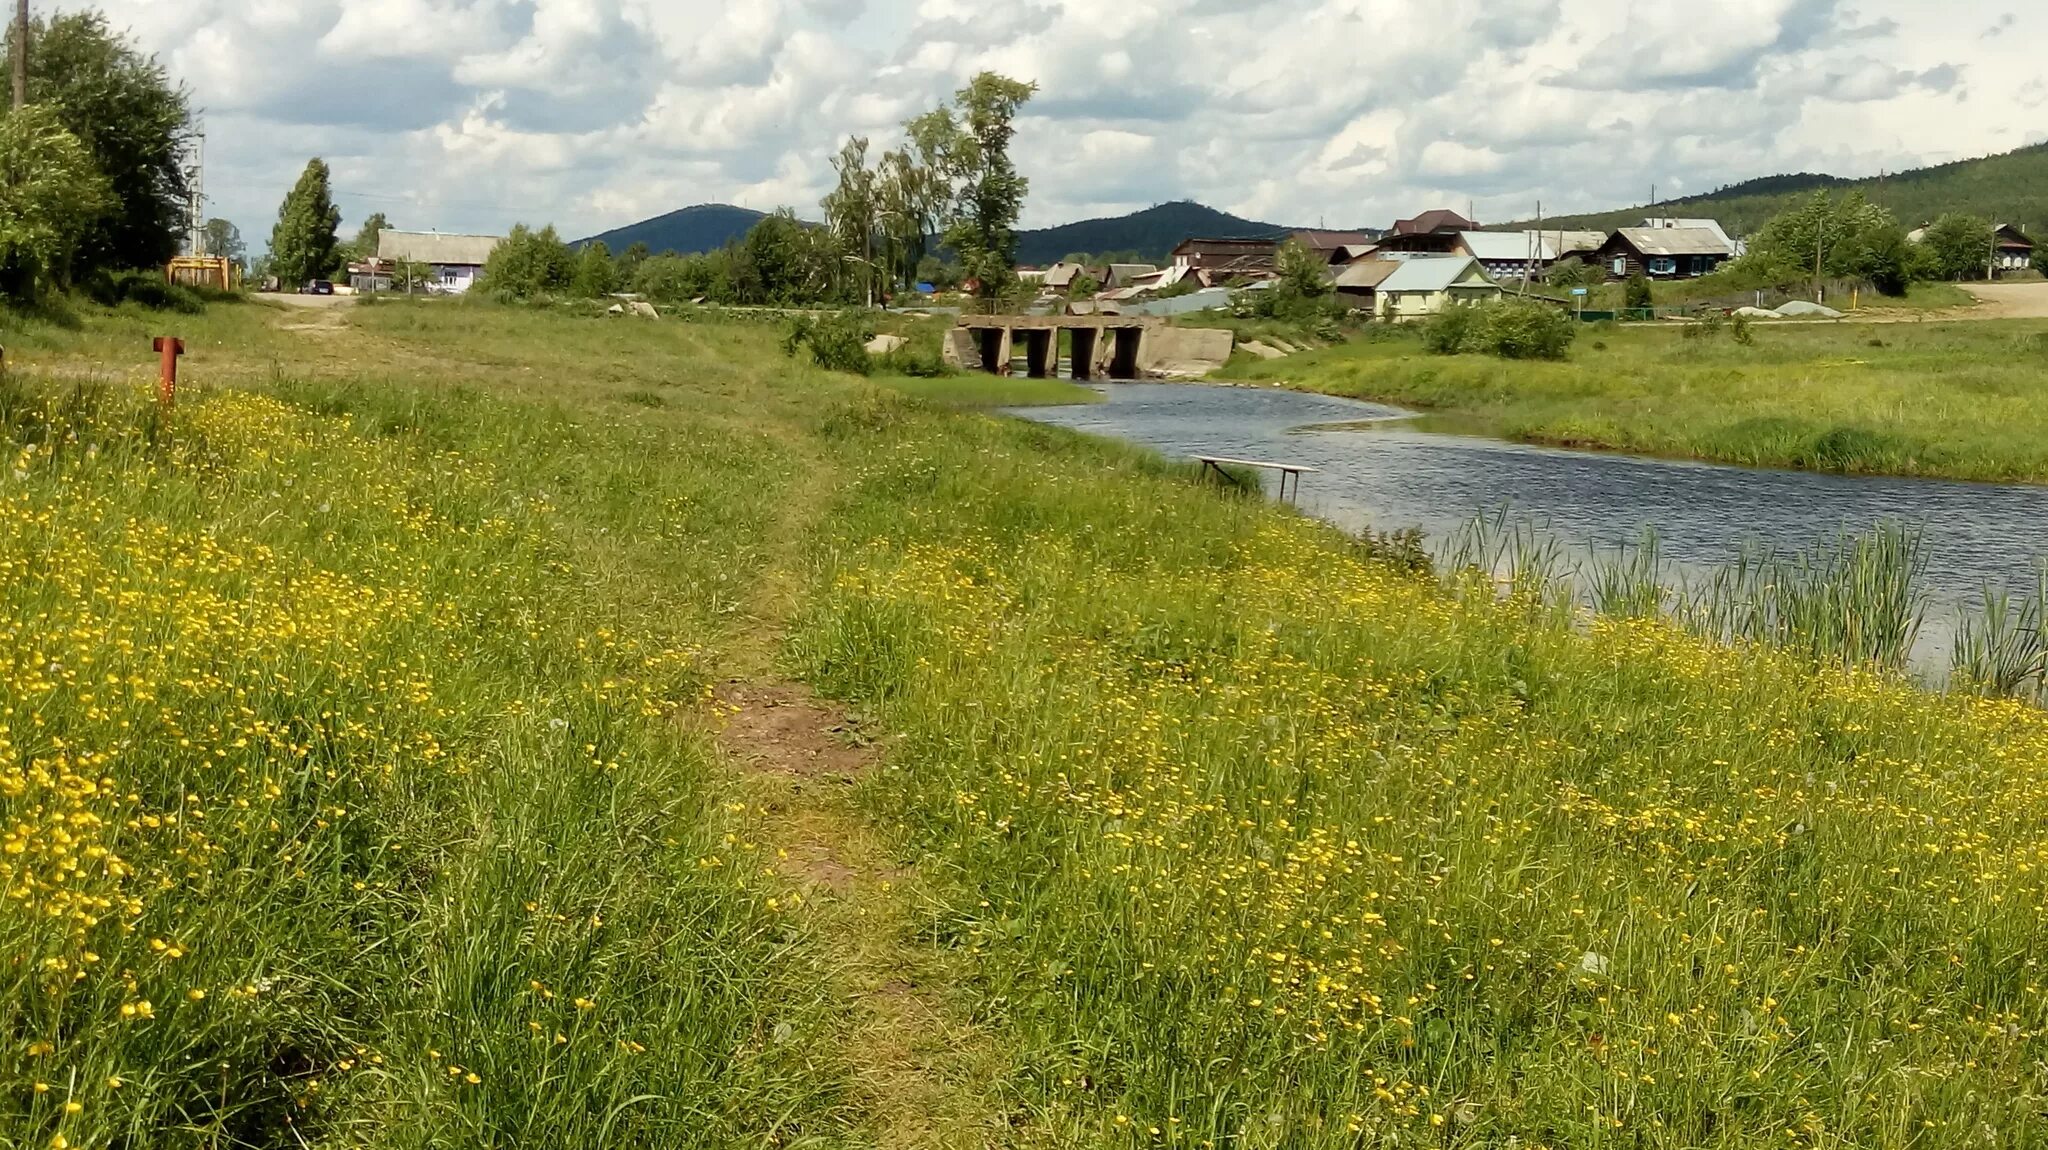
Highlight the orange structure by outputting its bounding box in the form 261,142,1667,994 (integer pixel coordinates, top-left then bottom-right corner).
166,256,238,291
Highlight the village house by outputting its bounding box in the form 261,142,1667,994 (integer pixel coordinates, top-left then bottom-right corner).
364,230,504,294
1377,209,1479,254
1104,263,1160,288
1286,229,1382,263
1452,231,1561,280
1995,224,2035,275
1331,259,1400,308
1169,237,1277,272
1592,225,1733,280
1373,255,1502,320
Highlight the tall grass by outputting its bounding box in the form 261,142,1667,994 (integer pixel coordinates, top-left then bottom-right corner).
0,365,855,1145
1953,569,2048,700
792,405,2048,1146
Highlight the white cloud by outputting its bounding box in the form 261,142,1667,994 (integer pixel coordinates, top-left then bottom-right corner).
58,0,2039,246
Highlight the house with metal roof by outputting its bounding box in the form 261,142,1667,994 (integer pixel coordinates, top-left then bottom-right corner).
1373,256,1502,321
371,230,505,294
1593,226,1733,280
1453,231,1565,280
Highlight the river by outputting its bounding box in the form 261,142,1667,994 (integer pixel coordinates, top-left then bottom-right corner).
1011,383,2048,660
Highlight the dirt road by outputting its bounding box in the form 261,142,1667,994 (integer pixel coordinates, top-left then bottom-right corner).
1958,281,2048,319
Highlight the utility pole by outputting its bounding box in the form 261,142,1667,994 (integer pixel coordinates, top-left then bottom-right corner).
12,0,28,111
185,131,206,256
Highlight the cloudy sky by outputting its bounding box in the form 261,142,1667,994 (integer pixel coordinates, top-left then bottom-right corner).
70,0,2046,245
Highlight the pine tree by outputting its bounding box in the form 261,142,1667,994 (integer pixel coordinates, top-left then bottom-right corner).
269,158,342,286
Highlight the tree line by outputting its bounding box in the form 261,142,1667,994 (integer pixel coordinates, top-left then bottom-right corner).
1702,190,2031,296
472,72,1037,308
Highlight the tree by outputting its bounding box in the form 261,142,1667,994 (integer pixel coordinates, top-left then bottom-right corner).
941,72,1036,303
269,158,343,286
353,211,389,260
0,103,113,299
477,223,575,299
732,210,834,305
1917,213,1994,282
7,11,191,272
617,241,650,285
1624,273,1653,312
821,135,878,305
876,109,956,293
1735,190,1916,294
571,240,618,298
201,217,244,266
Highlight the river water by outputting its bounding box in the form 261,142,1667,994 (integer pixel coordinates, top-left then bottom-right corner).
1011,383,2048,658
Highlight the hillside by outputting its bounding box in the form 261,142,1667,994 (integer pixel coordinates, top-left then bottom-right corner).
1015,200,1298,264
578,203,766,254
1509,142,2048,238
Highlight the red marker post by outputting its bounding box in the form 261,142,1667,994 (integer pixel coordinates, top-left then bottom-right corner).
152,337,184,408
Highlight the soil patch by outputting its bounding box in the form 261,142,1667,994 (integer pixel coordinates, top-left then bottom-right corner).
714,681,878,778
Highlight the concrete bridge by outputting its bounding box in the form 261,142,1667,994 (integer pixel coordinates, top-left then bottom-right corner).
943,315,1234,380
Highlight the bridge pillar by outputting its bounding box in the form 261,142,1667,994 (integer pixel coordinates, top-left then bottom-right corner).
971,326,1011,375
1110,327,1142,379
1069,328,1098,380
1022,329,1055,378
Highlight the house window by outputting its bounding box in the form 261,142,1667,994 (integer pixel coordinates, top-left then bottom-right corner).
1611,257,1627,277
1648,257,1677,275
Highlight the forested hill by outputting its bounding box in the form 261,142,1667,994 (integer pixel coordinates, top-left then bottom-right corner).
578,204,767,254
1014,201,1298,264
1506,143,2048,238
577,199,1306,263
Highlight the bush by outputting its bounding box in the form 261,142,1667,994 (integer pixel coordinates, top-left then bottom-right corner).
783,312,873,375
82,269,203,313
1624,273,1654,312
1420,306,1480,355
1479,299,1576,360
1424,300,1576,361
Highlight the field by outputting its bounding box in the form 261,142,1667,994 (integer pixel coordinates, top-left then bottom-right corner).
7,296,2048,1147
1221,315,2048,483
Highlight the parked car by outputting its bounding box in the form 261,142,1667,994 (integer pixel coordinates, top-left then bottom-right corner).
302,280,335,295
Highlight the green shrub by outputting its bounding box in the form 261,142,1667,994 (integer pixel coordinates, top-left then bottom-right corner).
783,312,873,375
1420,306,1479,355
82,269,204,314
1624,273,1654,312
1478,299,1576,360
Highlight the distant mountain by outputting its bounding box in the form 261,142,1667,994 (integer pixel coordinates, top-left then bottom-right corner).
1505,143,2048,238
578,204,766,254
1014,201,1300,264
578,198,1349,264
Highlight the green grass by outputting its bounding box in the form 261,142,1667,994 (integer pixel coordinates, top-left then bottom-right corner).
1223,317,2048,482
10,297,2048,1147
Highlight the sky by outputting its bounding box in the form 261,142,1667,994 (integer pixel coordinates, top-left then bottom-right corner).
69,0,2048,245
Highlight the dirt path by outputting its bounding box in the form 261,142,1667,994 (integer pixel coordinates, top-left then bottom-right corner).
711,682,1016,1148
699,437,1021,1147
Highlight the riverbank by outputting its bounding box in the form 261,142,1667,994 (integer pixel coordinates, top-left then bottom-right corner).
1220,315,2048,484
7,297,2048,1146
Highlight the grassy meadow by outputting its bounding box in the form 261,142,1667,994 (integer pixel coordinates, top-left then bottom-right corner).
6,296,2048,1147
1220,316,2048,484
